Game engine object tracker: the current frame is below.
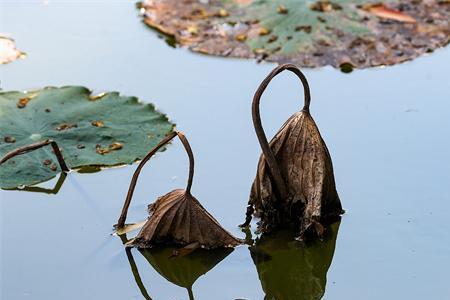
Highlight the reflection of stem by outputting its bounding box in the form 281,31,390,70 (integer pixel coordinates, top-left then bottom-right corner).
0,139,69,172
120,234,153,300
6,172,67,194
126,249,153,300
187,287,195,300
116,131,195,228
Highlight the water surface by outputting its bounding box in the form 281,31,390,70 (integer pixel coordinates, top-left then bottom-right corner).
1,1,450,299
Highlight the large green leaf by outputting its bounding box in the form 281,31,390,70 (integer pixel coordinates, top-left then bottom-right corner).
0,86,174,189
140,0,450,70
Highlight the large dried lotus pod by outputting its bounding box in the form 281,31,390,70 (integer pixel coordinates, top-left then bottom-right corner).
116,131,241,249
243,64,343,238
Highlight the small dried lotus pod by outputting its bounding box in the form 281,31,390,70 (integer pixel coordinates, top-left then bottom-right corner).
242,64,344,238
116,131,242,249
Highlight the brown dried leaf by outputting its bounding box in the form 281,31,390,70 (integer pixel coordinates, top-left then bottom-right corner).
366,4,416,23
139,0,450,70
243,64,343,238
116,131,242,249
129,189,241,248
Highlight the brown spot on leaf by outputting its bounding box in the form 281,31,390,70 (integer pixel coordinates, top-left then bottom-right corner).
91,120,104,127
42,159,52,166
317,16,327,23
277,5,288,14
56,123,78,131
259,27,271,36
17,97,31,109
95,146,110,155
217,8,229,17
235,33,247,41
267,35,278,43
95,142,123,155
187,25,199,35
109,142,123,151
295,25,312,33
310,1,342,12
4,136,16,143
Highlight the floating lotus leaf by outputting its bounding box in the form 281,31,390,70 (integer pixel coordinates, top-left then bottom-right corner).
0,86,174,189
242,64,343,238
0,36,25,64
249,221,340,300
140,0,450,70
116,131,242,249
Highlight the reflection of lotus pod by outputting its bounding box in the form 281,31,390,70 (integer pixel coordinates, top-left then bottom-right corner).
118,234,233,300
243,64,343,237
116,131,241,249
250,221,340,300
139,246,233,290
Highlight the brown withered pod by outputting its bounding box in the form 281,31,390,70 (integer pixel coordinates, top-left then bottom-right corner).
241,64,344,239
116,131,242,249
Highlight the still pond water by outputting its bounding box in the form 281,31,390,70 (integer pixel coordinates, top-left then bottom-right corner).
1,1,450,299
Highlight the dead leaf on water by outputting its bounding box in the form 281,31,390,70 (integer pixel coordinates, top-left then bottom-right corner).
139,0,450,70
116,131,242,249
365,4,416,23
242,64,343,239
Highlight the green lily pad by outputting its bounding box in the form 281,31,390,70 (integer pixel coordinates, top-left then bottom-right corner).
0,86,174,189
140,0,450,69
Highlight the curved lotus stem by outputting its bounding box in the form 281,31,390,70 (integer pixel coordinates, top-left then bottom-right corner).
251,63,311,200
0,139,69,172
116,131,195,228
